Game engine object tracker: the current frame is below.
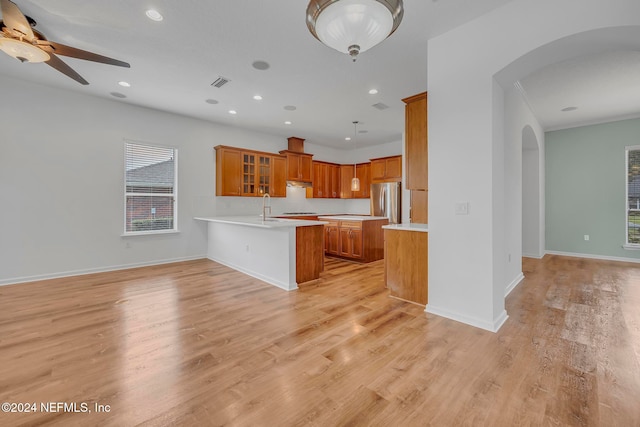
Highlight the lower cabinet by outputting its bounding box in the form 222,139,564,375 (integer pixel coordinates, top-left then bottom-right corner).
321,218,387,262
338,221,363,258
324,220,340,255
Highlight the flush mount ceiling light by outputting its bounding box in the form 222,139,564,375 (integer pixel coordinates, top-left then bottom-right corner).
145,9,163,22
306,0,404,62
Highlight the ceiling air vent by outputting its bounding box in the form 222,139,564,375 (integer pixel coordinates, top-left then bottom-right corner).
211,76,230,88
372,102,390,110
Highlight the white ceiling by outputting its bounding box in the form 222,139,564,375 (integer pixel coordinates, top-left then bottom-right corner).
518,50,640,131
2,1,639,147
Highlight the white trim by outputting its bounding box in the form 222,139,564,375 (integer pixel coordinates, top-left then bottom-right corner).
546,112,640,133
522,252,544,259
0,255,206,287
505,272,525,297
206,256,298,292
545,250,640,264
425,304,509,333
623,244,640,251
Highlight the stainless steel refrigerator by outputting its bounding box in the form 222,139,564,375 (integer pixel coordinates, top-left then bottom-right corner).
370,182,401,224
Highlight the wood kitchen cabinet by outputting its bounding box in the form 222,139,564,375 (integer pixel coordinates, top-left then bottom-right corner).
353,163,371,198
340,165,354,198
324,219,340,255
271,155,287,197
215,146,286,197
320,162,370,199
371,155,402,183
215,146,242,196
320,217,388,262
385,228,428,305
280,150,313,182
339,221,363,259
309,161,340,198
403,92,428,190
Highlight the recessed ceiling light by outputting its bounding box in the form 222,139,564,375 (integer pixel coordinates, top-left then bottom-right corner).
228,110,237,115
253,95,263,101
345,137,351,141
561,106,578,112
284,105,297,111
145,9,163,21
284,121,292,125
110,92,127,99
252,60,270,71
205,99,219,105
118,81,130,87
368,89,378,95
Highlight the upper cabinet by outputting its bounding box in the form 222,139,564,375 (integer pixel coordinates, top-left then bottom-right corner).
403,92,428,190
370,155,402,183
280,150,313,183
215,146,243,196
271,155,287,197
353,163,371,198
215,146,286,197
310,161,340,198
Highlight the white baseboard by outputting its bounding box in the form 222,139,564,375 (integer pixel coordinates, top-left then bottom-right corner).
425,304,509,333
522,253,544,259
545,250,640,264
505,272,525,297
0,255,207,287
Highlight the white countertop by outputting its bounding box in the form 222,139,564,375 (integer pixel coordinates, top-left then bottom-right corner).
382,223,429,233
317,215,389,221
195,216,327,229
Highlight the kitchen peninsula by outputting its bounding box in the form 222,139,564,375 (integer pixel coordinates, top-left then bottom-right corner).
195,216,326,291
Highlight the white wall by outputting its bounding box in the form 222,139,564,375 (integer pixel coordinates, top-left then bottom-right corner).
427,0,640,331
0,75,401,285
504,88,545,295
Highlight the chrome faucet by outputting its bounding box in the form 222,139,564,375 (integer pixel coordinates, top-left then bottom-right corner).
262,193,271,220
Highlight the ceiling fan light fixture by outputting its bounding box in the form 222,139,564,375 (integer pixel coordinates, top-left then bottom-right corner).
306,0,403,61
0,38,49,63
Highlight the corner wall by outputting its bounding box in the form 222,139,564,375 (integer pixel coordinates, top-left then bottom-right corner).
427,0,640,331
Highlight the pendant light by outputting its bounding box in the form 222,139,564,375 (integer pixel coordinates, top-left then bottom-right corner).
306,0,404,62
351,121,361,191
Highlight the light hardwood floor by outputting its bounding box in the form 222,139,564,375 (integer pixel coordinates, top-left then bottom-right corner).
1,255,639,426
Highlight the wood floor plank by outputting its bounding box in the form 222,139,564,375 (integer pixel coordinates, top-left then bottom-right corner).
1,254,639,426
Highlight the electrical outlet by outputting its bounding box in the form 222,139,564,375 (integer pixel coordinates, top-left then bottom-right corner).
584,235,589,241
508,254,511,262
245,244,250,252
455,202,469,215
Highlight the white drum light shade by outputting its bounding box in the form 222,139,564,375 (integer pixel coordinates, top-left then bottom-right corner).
0,38,50,63
307,0,403,61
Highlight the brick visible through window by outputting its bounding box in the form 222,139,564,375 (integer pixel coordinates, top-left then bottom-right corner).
125,142,177,233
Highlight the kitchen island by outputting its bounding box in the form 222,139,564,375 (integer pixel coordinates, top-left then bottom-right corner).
318,215,389,262
195,216,327,291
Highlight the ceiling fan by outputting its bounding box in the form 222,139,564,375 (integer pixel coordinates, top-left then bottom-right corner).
0,0,129,85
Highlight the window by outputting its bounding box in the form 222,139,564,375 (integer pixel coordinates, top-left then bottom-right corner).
626,145,640,246
124,142,177,234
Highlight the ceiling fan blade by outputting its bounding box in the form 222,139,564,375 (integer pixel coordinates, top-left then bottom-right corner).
0,0,35,40
45,52,88,85
39,41,130,68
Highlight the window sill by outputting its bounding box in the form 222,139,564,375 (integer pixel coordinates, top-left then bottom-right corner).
122,230,180,237
622,244,640,251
